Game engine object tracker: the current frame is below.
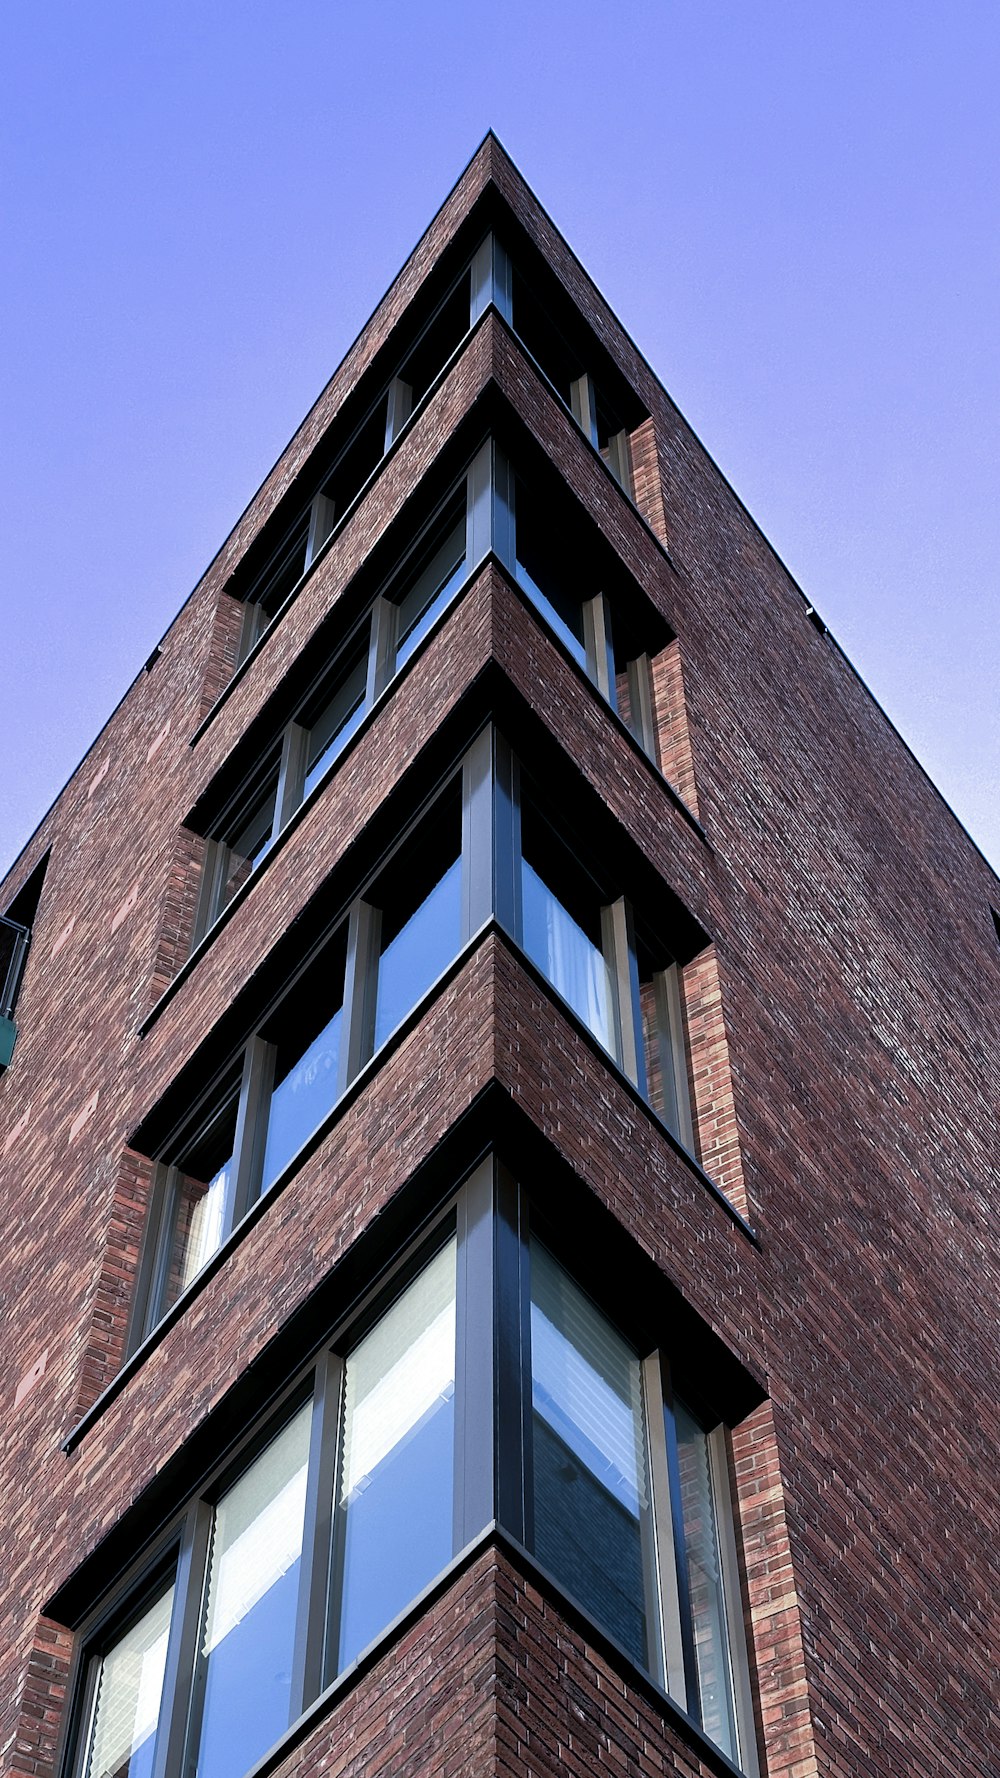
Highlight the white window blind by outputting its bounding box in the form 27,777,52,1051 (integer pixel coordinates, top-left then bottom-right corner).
201,1403,311,1656
340,1238,456,1502
85,1583,173,1778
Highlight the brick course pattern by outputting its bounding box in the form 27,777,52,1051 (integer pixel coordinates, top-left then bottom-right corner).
1,134,997,1778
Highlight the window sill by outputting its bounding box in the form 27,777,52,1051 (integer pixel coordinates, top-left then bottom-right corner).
67,924,497,1452
147,546,705,1041
174,1521,753,1778
489,920,757,1245
189,305,496,749
71,909,754,1455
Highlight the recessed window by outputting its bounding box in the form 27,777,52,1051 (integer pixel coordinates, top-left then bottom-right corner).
145,731,702,1344
0,852,48,1071
391,495,468,673
520,801,614,1056
187,1405,312,1778
369,791,463,1052
301,637,369,802
332,1236,457,1672
530,1239,652,1668
154,1068,243,1324
78,1578,174,1778
258,929,348,1193
70,1165,759,1778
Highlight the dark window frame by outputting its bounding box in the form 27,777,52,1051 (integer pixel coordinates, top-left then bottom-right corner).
139,725,699,1349
65,1159,759,1778
189,433,666,953
222,228,646,690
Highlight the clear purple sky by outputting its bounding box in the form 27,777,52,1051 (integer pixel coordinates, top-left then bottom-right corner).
3,3,998,876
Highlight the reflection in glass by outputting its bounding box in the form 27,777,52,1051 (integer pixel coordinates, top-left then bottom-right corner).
530,1241,651,1669
521,861,613,1054
393,507,466,670
261,1003,344,1193
219,778,279,914
514,477,588,670
303,645,368,800
159,1088,240,1317
675,1403,740,1762
190,1406,311,1778
84,1581,174,1778
334,1238,456,1672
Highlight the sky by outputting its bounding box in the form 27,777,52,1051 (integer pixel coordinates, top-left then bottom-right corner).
2,1,998,877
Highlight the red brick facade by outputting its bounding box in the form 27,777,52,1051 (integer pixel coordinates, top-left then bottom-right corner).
1,135,997,1778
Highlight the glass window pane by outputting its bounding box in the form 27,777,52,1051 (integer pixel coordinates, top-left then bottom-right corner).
219,777,279,914
514,477,588,671
189,1404,312,1778
334,1237,457,1672
519,807,614,1056
371,793,462,1051
83,1581,174,1778
393,503,466,671
529,1241,651,1670
675,1403,740,1761
303,643,368,800
259,932,348,1192
158,1083,240,1317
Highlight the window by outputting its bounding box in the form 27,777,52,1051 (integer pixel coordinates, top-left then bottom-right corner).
190,438,663,950
225,229,643,679
0,915,30,1071
69,1166,758,1778
189,456,485,951
143,731,698,1344
0,853,48,1071
506,459,659,759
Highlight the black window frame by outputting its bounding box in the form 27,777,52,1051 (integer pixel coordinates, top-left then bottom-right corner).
65,1160,759,1778
222,227,646,686
140,724,699,1349
189,431,667,955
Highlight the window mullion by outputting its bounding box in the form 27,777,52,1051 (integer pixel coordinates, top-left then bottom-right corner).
461,729,496,940
453,1158,498,1548
707,1427,762,1778
192,838,226,947
570,371,599,447
305,492,337,570
384,376,413,448
602,897,646,1091
275,723,308,832
367,596,396,702
583,592,615,705
131,1164,177,1349
290,1353,344,1713
151,1505,213,1778
494,1163,532,1546
229,1036,277,1228
658,964,694,1151
469,234,512,325
627,653,659,764
492,731,520,938
642,1351,690,1710
339,899,379,1090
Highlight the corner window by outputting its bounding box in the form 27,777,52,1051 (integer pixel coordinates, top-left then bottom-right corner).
70,1166,758,1778
188,453,486,953
225,227,644,684
144,730,700,1343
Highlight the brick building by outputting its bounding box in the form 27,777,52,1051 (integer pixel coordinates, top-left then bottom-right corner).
2,135,997,1778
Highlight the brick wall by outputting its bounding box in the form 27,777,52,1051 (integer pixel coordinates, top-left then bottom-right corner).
1,137,997,1778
